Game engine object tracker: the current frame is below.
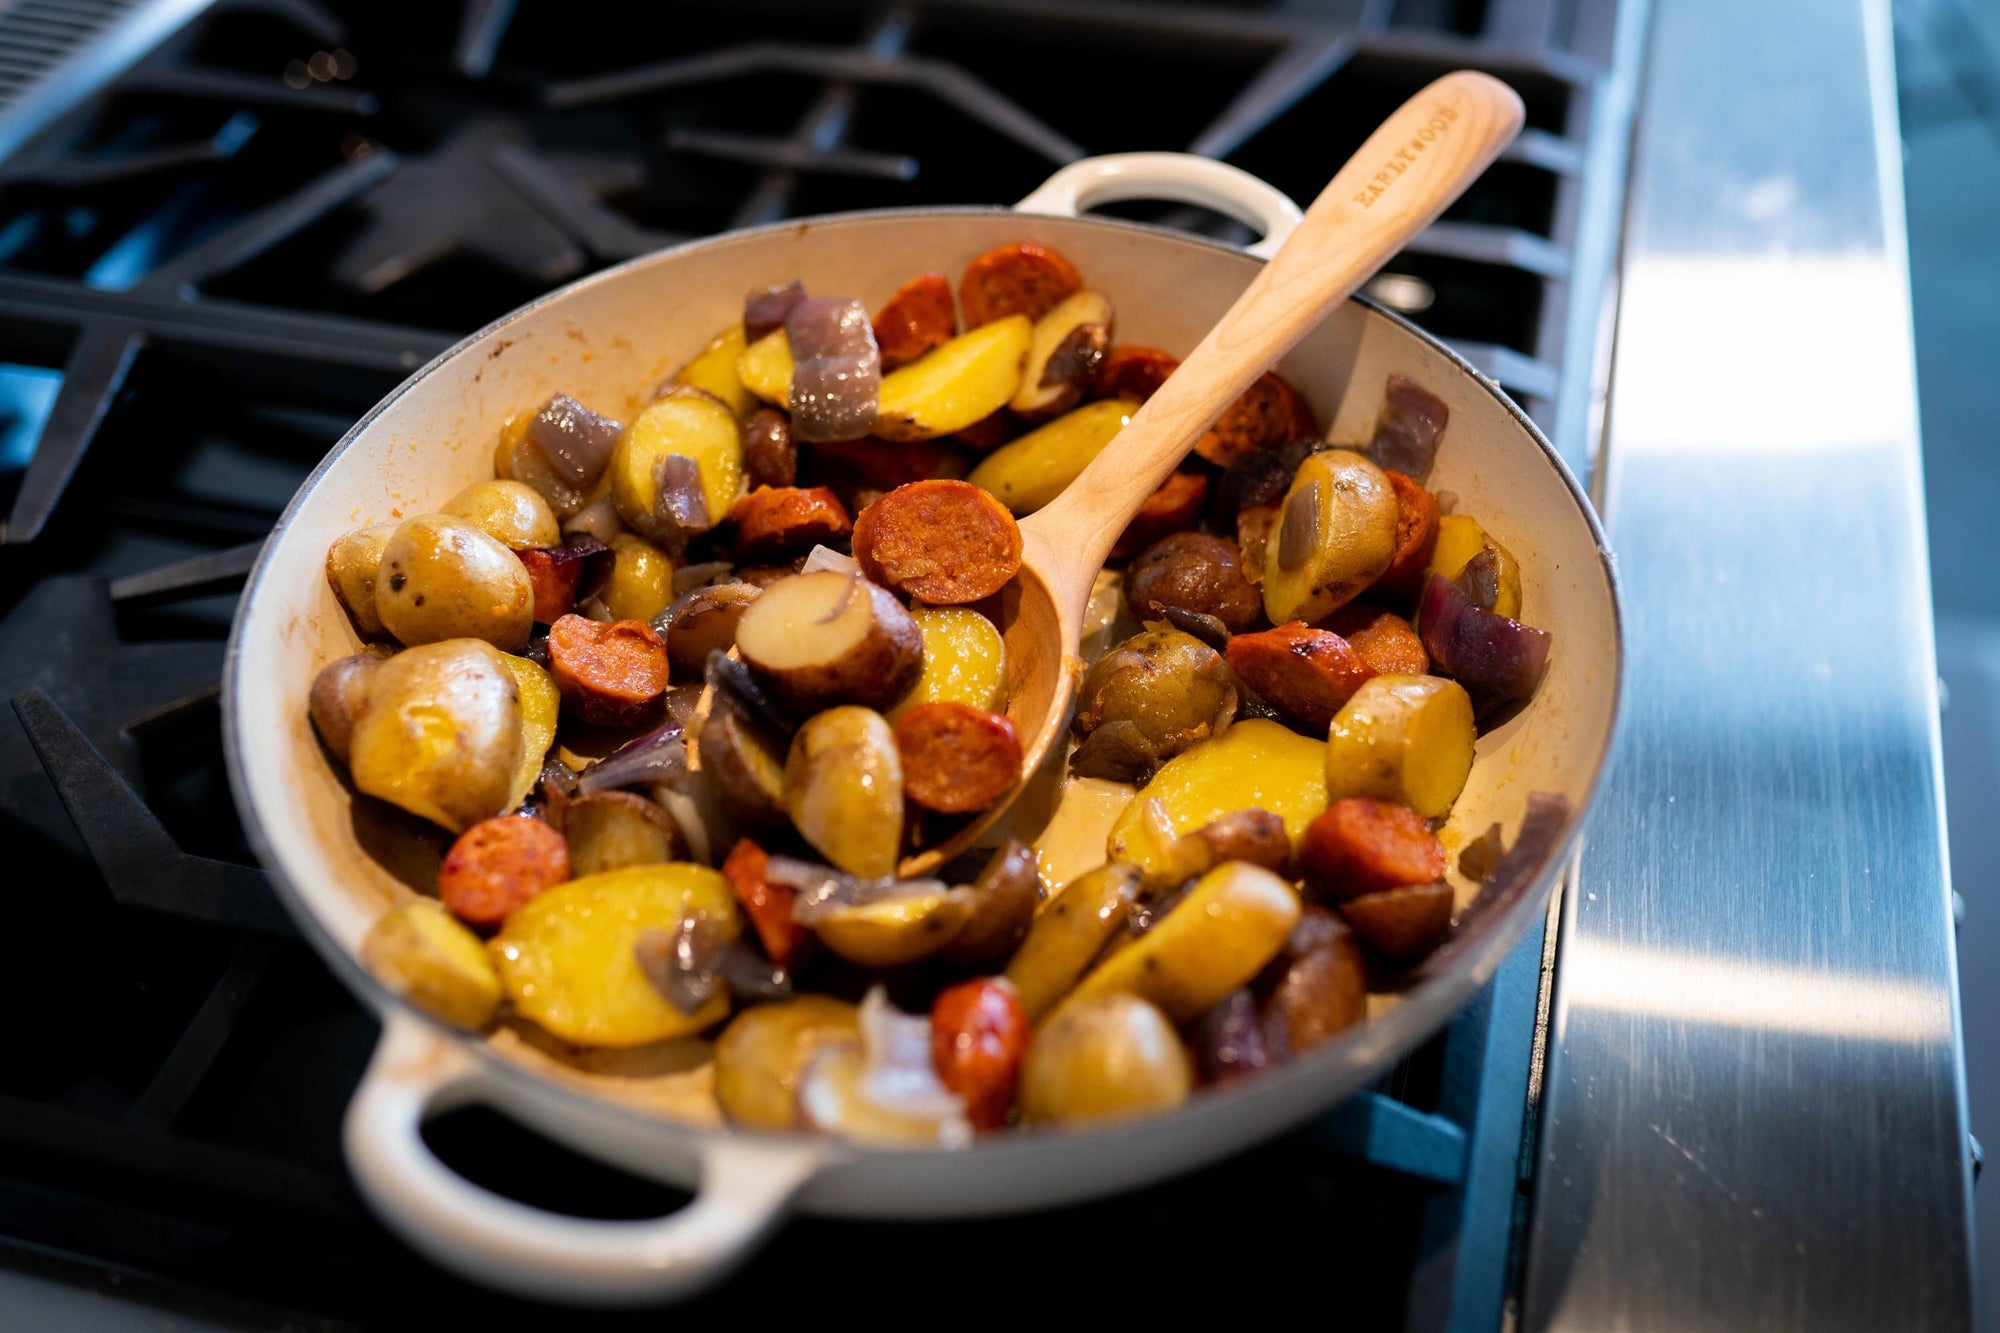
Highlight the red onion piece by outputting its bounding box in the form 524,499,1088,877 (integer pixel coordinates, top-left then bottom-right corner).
1277,478,1321,572
576,719,687,793
744,280,806,341
786,296,880,444
1194,989,1276,1084
770,854,953,924
652,454,711,554
705,650,796,739
563,494,622,544
1416,791,1569,980
1161,605,1232,651
634,914,729,1015
1418,574,1552,717
1365,375,1449,481
1454,548,1504,613
527,394,622,489
855,987,970,1124
717,941,793,1002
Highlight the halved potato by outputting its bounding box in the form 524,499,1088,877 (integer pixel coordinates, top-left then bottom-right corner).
697,705,788,828
1261,449,1400,625
887,606,1006,721
564,790,680,876
1324,674,1475,818
784,705,904,879
873,315,1032,442
1427,513,1523,618
735,571,921,711
811,890,971,968
665,582,760,675
1010,290,1112,419
736,328,794,407
673,324,757,418
713,996,860,1129
363,899,502,1030
610,390,745,552
1003,862,1141,1020
497,654,559,811
490,863,740,1047
966,399,1132,515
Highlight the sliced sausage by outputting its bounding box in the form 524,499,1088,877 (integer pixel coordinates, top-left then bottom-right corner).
728,485,852,560
1224,622,1374,730
516,546,583,623
742,408,797,489
1370,469,1441,603
852,479,1023,604
894,701,1022,814
930,976,1028,1131
800,436,955,505
721,837,809,966
1194,372,1319,468
1299,797,1447,901
958,243,1083,327
1110,470,1209,559
955,410,1020,451
1340,880,1454,959
1093,344,1178,403
545,613,669,726
438,815,570,930
1259,907,1367,1056
873,272,957,370
1321,603,1428,676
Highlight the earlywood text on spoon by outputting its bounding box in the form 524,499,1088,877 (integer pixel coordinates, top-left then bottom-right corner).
1351,102,1462,209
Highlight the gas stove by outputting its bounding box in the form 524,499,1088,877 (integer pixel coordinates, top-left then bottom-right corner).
0,1,1970,1329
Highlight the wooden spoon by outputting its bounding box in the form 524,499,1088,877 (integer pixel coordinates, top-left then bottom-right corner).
898,70,1524,876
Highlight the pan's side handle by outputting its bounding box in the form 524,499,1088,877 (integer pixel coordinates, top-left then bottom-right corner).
344,1013,823,1306
1016,152,1304,259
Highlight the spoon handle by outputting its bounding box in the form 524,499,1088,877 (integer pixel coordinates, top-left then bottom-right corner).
1020,70,1524,600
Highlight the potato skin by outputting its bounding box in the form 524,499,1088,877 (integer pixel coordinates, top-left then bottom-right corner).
1260,907,1367,1056
735,572,922,713
1324,674,1475,819
1261,450,1400,626
941,839,1042,967
1070,625,1235,783
308,652,382,765
1021,994,1191,1126
698,706,788,828
713,997,859,1129
664,582,760,676
600,533,676,622
375,514,535,651
326,522,397,638
442,479,560,550
783,706,904,879
1124,532,1262,634
348,639,523,833
564,790,680,877
811,890,970,968
362,899,502,1029
1004,863,1139,1020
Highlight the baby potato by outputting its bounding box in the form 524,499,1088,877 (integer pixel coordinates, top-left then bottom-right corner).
735,571,922,712
664,582,760,676
349,639,524,833
497,653,559,811
1020,994,1191,1126
887,606,1006,721
811,889,971,968
363,899,503,1030
1071,625,1236,784
1106,718,1328,884
784,706,904,879
1428,513,1523,618
564,790,680,876
325,522,397,638
698,705,788,828
735,328,793,407
966,399,1131,515
673,323,757,418
601,533,676,622
873,315,1032,442
1010,289,1112,420
713,996,860,1129
1324,674,1475,819
1064,861,1300,1023
1261,449,1400,625
610,391,745,552
308,652,382,765
442,479,560,550
490,863,740,1047
1124,532,1263,635
1004,862,1141,1020
375,514,535,651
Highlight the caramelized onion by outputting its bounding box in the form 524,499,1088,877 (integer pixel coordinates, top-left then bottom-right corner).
1417,573,1552,717
528,394,622,489
634,915,729,1015
705,650,796,739
786,296,880,443
744,280,806,341
576,719,687,793
1364,375,1449,480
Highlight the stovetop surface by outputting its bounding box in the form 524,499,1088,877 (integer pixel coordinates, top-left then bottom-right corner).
0,2,1627,1326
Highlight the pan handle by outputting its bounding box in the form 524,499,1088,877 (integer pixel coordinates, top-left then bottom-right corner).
344,1013,824,1306
1016,152,1303,259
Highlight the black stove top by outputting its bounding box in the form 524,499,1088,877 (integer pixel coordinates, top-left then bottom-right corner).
0,2,1627,1326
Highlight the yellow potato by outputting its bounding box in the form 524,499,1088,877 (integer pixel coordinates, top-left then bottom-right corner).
1105,718,1328,883
325,522,397,637
441,479,559,550
1261,449,1400,625
1427,513,1523,619
673,324,756,418
1004,862,1141,1020
349,639,523,833
497,653,558,811
1324,674,1475,818
887,606,1006,721
601,532,676,621
783,706,904,878
493,411,610,518
736,571,921,712
610,391,744,550
1064,861,1300,1023
1010,290,1112,419
1020,994,1190,1125
966,399,1131,515
873,316,1032,442
490,864,740,1047
735,328,793,407
375,514,535,651
811,890,971,968
564,790,680,876
713,997,860,1129
362,899,502,1029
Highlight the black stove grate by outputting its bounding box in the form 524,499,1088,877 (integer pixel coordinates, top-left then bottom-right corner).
0,2,1633,1327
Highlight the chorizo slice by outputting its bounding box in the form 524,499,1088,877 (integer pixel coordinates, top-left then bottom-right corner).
852,479,1023,604
1094,344,1178,403
438,815,570,930
1298,797,1447,901
894,701,1022,814
958,242,1083,327
545,614,669,726
930,976,1028,1131
514,538,610,624
1321,603,1428,676
955,410,1020,451
1109,470,1210,559
721,837,809,966
1370,469,1442,603
1194,372,1319,468
1340,880,1454,959
728,485,853,560
1224,622,1374,730
873,272,958,370
800,436,955,503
